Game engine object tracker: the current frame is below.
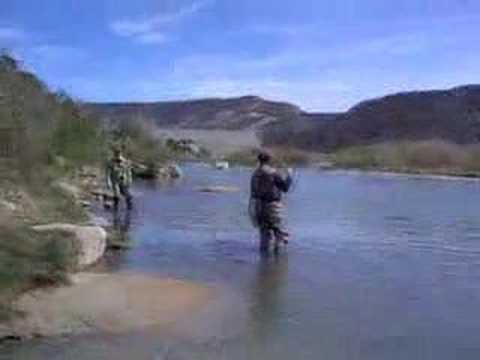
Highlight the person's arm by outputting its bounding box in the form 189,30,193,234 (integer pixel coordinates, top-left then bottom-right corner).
126,161,133,186
250,172,259,199
274,170,293,193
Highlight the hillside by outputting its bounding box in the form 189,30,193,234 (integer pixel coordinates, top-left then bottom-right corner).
87,96,301,131
88,85,480,151
262,85,480,150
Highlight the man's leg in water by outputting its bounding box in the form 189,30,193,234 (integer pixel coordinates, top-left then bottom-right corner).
259,226,272,253
273,227,290,248
120,184,133,210
112,183,121,211
270,202,290,247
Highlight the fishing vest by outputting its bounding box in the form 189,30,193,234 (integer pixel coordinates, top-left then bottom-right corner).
251,165,283,203
109,157,131,186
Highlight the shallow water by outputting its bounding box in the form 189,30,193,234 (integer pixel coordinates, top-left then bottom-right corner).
3,165,480,359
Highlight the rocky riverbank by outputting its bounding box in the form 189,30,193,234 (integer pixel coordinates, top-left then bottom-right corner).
0,162,196,342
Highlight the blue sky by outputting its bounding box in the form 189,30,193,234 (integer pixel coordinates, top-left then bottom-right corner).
1,0,480,111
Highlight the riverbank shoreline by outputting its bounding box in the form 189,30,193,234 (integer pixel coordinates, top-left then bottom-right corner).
219,153,480,182
205,143,480,182
0,162,189,343
321,166,480,182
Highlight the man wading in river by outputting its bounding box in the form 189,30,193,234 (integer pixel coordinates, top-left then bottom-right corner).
106,148,133,210
250,151,293,253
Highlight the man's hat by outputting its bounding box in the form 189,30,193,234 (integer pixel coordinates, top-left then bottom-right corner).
258,150,272,163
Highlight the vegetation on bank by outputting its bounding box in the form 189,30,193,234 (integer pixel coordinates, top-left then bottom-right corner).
111,121,209,178
0,52,162,321
0,51,101,319
331,140,480,176
223,147,313,167
224,140,480,178
0,51,189,321
0,213,74,321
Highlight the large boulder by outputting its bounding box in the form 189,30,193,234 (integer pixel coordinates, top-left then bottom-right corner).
133,162,183,180
166,138,205,157
0,199,16,212
32,224,107,269
158,164,183,179
215,161,230,170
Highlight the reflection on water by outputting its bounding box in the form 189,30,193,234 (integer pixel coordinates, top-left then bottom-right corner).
112,209,132,236
246,254,289,359
3,165,480,359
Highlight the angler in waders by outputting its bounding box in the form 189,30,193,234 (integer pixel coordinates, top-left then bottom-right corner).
106,148,133,211
250,151,293,253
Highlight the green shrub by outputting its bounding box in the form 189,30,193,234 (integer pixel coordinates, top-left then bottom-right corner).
109,120,180,167
0,214,73,318
334,147,379,169
1,52,106,178
50,117,104,165
223,148,259,166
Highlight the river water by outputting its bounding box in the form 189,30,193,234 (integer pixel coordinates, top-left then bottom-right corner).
3,165,480,359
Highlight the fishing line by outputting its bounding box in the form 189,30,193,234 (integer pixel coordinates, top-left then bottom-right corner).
289,168,301,194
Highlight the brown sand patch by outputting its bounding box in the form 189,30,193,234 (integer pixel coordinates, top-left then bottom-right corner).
3,272,213,339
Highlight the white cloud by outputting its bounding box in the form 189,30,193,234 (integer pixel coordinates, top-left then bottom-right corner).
74,11,480,111
0,26,26,42
30,45,88,61
162,22,471,111
136,32,168,45
247,23,316,36
110,0,213,45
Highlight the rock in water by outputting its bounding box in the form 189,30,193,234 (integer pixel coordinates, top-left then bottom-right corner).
168,164,183,178
197,185,240,193
0,200,16,212
157,164,183,179
133,163,183,180
215,161,230,170
32,224,107,269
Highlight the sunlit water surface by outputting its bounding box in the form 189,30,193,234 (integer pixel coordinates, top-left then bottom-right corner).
3,165,480,359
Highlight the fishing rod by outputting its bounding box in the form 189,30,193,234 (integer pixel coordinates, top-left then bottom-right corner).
288,167,301,193
276,164,300,194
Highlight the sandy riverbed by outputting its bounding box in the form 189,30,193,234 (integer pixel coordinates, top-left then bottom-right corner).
0,272,213,339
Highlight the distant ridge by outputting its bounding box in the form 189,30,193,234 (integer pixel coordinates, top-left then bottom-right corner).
86,85,480,150
262,85,480,150
86,95,301,130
